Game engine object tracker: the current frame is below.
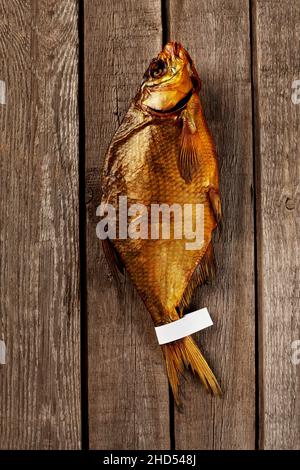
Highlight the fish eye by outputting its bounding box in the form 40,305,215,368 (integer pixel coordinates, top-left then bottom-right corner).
149,59,166,79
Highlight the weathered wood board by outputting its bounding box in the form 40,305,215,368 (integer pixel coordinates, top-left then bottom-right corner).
0,0,81,449
253,0,300,450
84,0,170,449
168,0,256,449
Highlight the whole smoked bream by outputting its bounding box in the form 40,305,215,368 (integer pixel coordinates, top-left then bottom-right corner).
101,42,222,405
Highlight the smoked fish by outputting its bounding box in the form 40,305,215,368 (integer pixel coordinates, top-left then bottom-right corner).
100,42,222,404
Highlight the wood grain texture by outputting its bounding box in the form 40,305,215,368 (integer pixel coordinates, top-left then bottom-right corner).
253,0,300,449
84,0,170,449
167,0,256,449
0,0,80,449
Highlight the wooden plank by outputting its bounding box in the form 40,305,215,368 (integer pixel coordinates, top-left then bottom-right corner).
253,0,300,449
84,0,170,449
168,0,256,449
0,0,81,449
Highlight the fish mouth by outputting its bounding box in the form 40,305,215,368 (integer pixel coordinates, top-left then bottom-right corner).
146,88,193,114
161,41,185,59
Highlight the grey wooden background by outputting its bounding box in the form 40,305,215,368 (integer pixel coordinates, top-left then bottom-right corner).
0,0,299,450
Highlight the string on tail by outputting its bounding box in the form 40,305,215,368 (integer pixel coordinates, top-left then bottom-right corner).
161,335,222,406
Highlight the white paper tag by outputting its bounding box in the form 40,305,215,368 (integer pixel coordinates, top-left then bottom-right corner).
0,80,6,105
0,340,6,365
155,308,213,345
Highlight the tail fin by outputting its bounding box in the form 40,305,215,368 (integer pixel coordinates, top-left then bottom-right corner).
161,335,221,406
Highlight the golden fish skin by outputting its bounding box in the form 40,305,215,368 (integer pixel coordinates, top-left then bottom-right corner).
101,42,222,404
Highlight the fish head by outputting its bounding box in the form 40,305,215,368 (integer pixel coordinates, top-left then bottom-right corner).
140,42,201,113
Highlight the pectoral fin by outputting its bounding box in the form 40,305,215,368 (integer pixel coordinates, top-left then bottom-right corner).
178,107,200,183
178,92,215,183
